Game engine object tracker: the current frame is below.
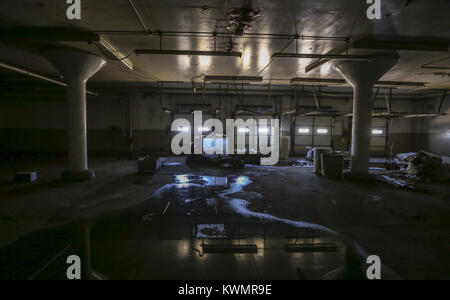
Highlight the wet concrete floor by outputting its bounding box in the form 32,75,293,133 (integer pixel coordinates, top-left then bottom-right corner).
0,158,449,279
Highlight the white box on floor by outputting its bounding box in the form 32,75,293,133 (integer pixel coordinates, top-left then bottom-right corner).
14,171,38,183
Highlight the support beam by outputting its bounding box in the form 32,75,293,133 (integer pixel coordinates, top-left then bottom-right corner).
334,53,399,176
45,48,106,181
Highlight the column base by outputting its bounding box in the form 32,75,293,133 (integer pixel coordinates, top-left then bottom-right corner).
62,170,95,182
343,171,375,182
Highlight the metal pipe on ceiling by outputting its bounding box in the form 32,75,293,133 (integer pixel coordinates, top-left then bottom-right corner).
128,0,151,34
0,61,98,95
95,30,347,41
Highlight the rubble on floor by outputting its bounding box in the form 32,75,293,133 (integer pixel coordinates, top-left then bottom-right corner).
292,160,314,167
375,151,450,192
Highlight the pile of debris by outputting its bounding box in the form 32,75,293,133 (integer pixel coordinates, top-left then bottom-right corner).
377,151,450,189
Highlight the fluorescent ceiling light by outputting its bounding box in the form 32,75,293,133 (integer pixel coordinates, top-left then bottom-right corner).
290,77,425,88
135,49,242,57
291,78,346,85
273,53,372,61
238,128,250,133
317,128,328,134
204,76,263,83
258,128,269,134
198,127,210,132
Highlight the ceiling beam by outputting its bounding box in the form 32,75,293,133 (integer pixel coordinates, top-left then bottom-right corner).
0,27,100,42
351,35,449,52
305,35,450,73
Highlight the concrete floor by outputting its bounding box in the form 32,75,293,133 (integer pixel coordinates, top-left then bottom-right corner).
0,157,449,280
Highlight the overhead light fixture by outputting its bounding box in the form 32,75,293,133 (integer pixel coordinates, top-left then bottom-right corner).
376,81,425,88
273,53,372,61
99,36,134,70
238,128,250,133
290,77,426,88
135,49,242,57
291,78,346,85
204,76,263,83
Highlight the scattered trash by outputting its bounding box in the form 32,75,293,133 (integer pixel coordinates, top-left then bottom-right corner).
379,175,415,189
142,213,155,222
397,151,449,180
370,195,383,202
293,160,314,167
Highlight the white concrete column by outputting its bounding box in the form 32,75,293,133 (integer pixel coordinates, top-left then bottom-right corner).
45,47,106,181
66,79,88,172
334,53,398,175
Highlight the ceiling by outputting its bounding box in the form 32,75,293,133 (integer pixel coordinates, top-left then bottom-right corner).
0,0,449,88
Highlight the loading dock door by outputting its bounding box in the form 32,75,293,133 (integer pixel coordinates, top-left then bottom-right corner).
233,115,272,154
295,116,333,155
370,118,387,155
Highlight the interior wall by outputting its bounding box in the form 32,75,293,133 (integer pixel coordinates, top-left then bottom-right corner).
417,96,450,156
0,89,433,157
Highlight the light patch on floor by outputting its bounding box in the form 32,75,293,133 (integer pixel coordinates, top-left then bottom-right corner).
197,224,226,239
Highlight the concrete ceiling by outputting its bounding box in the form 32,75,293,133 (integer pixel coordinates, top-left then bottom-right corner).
0,0,449,87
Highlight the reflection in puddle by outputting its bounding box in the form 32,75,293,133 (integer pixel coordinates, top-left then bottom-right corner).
163,162,182,166
175,175,228,188
218,177,336,234
146,174,398,279
150,174,335,234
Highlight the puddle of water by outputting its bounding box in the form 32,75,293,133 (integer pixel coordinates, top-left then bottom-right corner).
146,174,399,279
217,177,336,234
175,175,228,188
